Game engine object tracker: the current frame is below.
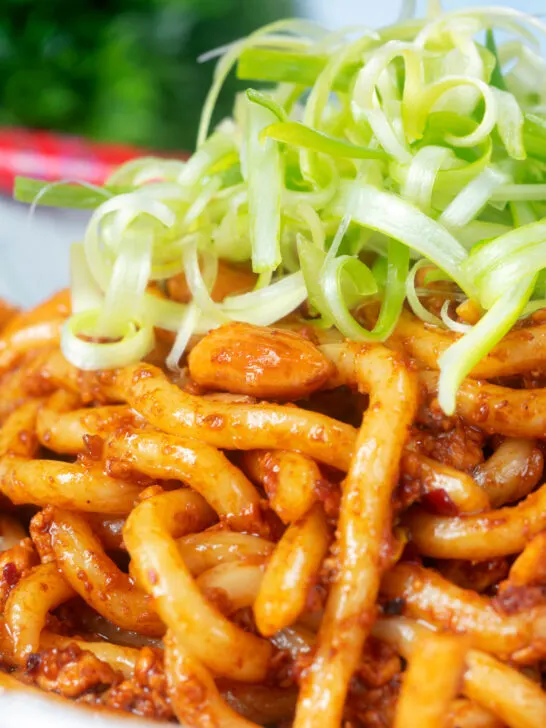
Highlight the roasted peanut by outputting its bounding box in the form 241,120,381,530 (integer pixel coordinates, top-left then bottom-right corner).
188,322,335,400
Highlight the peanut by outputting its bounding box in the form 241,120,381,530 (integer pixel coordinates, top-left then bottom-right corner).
188,322,335,400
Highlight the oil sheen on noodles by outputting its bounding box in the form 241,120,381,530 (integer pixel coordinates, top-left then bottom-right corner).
1,280,546,728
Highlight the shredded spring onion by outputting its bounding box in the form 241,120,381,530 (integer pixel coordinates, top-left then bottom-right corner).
401,146,454,212
69,244,103,314
439,166,508,229
14,178,119,209
406,260,443,326
18,2,546,412
244,94,282,273
438,274,536,414
166,303,201,371
61,310,155,371
440,300,473,334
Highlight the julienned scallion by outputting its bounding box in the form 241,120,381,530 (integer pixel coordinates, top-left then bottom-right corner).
14,2,546,415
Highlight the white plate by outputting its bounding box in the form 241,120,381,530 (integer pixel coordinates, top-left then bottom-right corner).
0,197,88,308
0,686,158,727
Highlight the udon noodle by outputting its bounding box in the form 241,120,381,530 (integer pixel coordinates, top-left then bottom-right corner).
0,278,544,728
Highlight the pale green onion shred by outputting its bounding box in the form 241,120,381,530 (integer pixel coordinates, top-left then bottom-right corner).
18,1,546,412
438,274,537,414
166,302,201,372
439,166,508,229
406,260,443,327
182,239,226,323
69,244,103,314
96,234,152,338
401,146,453,213
61,310,155,372
440,300,473,334
244,94,283,273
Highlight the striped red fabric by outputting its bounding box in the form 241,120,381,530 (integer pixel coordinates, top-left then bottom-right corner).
0,127,158,194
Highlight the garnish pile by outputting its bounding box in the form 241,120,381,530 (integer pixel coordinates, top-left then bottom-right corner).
15,4,546,413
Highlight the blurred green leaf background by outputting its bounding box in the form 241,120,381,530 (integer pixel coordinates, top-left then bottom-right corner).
0,0,292,151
